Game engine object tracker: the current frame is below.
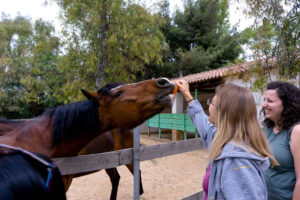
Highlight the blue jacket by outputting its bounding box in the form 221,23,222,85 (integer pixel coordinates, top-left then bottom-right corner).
208,142,270,200
187,100,270,200
186,100,216,150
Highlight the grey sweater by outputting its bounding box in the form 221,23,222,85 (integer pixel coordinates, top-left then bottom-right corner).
187,100,270,200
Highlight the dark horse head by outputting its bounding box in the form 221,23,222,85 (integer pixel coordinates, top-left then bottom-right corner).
0,144,66,200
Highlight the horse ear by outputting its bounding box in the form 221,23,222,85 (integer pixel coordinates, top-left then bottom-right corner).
81,89,99,101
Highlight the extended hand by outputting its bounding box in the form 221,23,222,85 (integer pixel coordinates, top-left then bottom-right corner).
175,80,193,102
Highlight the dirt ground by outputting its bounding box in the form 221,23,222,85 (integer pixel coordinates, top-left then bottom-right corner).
66,133,208,200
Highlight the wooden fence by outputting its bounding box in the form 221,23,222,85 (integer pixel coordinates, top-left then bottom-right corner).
53,137,206,200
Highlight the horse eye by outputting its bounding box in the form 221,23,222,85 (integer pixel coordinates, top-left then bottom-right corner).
157,79,168,86
113,91,123,98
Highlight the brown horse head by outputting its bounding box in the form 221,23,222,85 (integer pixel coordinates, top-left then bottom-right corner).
0,78,175,157
81,78,175,130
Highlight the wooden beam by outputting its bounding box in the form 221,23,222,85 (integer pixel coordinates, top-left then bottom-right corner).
181,191,204,200
189,78,224,91
139,138,205,161
53,138,205,175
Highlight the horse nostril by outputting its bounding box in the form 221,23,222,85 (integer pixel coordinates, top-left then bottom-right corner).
156,78,170,87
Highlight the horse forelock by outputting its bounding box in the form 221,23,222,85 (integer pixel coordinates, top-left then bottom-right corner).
44,100,100,146
97,83,124,96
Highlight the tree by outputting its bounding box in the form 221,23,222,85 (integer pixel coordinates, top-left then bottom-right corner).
53,0,166,100
0,16,32,118
142,0,177,79
160,0,244,77
21,19,65,113
242,0,300,87
0,16,63,118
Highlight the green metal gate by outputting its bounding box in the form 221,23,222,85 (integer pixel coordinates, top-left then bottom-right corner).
147,113,198,140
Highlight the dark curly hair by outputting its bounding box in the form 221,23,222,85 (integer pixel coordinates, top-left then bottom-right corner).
262,81,300,130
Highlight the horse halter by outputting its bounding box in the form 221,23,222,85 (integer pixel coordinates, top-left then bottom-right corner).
0,144,56,191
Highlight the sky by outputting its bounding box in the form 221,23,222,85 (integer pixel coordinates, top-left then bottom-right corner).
0,0,253,33
0,0,254,59
0,0,61,30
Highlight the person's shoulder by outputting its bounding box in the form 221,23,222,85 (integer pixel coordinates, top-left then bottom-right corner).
218,141,266,160
290,124,300,144
217,142,247,158
291,124,300,136
290,124,300,152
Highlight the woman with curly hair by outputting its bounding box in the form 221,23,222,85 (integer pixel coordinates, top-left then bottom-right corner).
262,81,300,200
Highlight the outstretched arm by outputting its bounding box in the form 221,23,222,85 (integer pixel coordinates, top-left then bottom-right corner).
175,79,216,149
175,80,194,104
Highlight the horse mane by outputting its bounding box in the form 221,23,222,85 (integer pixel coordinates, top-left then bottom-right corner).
97,83,124,96
44,101,99,146
46,83,123,146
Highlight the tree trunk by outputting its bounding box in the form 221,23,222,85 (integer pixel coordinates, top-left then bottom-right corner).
96,0,108,88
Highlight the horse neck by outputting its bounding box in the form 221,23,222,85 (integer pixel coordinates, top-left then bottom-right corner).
0,117,54,156
52,116,118,157
0,124,15,136
50,129,105,157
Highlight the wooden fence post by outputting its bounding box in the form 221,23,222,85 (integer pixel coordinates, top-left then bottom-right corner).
133,126,140,200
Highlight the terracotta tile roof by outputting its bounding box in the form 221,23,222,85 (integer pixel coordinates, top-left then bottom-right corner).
172,61,255,84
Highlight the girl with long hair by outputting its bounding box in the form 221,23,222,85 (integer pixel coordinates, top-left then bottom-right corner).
176,80,278,200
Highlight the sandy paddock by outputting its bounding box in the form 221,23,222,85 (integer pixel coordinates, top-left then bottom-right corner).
66,133,208,200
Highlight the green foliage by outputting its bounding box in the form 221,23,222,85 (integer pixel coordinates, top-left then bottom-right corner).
0,16,63,118
0,0,254,118
54,0,166,100
21,19,64,105
242,0,300,87
146,0,244,78
105,3,165,81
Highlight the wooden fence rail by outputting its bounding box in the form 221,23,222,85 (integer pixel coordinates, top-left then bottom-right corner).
182,191,204,200
53,137,206,176
53,137,206,200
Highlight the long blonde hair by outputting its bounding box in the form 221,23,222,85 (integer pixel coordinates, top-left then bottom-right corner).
209,83,278,166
